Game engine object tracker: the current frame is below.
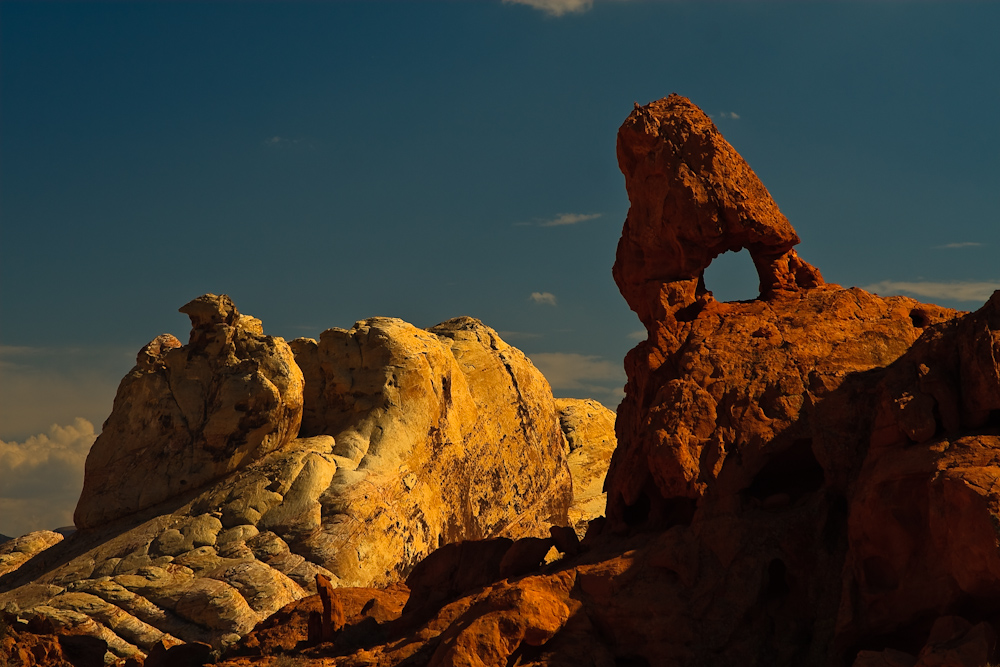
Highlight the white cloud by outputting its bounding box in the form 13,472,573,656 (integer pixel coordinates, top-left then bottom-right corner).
711,111,740,120
530,292,558,306
628,330,646,341
0,419,96,537
862,280,1000,303
503,0,594,16
935,242,983,249
539,213,602,227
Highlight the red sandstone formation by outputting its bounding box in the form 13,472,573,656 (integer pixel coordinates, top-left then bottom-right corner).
613,95,823,329
213,95,1000,667
308,573,346,644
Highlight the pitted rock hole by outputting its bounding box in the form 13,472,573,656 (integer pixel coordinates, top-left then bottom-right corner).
763,558,791,601
744,439,825,504
702,249,760,302
909,308,931,328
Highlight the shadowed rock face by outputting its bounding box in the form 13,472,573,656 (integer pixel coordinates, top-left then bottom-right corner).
74,294,305,530
204,96,1000,667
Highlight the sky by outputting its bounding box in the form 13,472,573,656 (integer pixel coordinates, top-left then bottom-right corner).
1,0,998,537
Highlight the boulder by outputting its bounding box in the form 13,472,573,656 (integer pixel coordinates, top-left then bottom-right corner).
74,294,304,529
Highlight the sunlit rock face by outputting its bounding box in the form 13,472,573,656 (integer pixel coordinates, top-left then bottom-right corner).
203,96,1000,667
555,398,617,537
1,300,619,660
0,531,63,578
284,315,574,588
74,294,305,530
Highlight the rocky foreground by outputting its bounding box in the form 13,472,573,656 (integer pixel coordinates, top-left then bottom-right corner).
6,93,1000,667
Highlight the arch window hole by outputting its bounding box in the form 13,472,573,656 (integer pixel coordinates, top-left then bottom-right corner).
702,249,760,303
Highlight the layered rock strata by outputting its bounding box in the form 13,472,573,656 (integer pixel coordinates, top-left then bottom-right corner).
1,302,616,663
206,95,1000,667
0,531,64,579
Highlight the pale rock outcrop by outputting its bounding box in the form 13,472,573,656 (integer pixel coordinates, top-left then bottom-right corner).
288,315,573,587
74,294,304,529
1,306,604,660
555,398,617,536
0,531,63,578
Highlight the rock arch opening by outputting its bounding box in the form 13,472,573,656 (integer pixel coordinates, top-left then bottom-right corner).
702,249,760,302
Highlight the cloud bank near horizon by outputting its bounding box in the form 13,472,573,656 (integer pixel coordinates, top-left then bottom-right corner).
862,280,1000,303
0,418,95,538
528,351,625,407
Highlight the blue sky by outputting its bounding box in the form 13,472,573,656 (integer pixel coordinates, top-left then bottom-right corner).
1,0,998,535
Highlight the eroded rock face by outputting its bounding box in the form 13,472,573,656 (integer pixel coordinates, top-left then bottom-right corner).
287,315,573,587
0,531,63,578
613,94,823,328
74,294,305,529
204,96,1000,667
555,399,617,536
2,308,610,661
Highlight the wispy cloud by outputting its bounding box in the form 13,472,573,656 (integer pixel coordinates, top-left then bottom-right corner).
539,213,601,227
515,212,602,227
710,111,741,120
0,419,96,537
529,292,558,306
863,280,1000,303
935,242,983,249
628,330,646,341
503,0,593,16
263,136,315,150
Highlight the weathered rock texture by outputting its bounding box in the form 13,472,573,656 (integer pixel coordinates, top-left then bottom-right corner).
555,399,617,536
1,301,616,663
286,316,574,588
205,95,1000,667
74,294,305,529
0,532,63,579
